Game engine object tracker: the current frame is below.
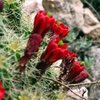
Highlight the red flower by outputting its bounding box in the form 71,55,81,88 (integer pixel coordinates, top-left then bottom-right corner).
33,10,55,38
67,61,85,81
41,37,68,63
17,34,42,72
72,70,88,83
60,59,88,83
0,82,5,99
35,37,68,75
52,21,69,38
0,0,3,12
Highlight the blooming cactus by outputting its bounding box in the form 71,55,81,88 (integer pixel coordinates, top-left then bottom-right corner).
17,10,88,85
52,21,69,38
33,10,55,38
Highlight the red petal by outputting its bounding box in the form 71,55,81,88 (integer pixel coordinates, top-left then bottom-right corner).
72,70,88,83
0,88,5,99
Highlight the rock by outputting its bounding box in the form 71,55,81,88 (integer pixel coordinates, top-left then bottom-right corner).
87,46,100,79
50,60,62,77
51,59,62,67
89,25,100,39
83,8,99,27
82,8,100,39
82,79,92,87
43,0,84,29
22,0,43,14
89,87,100,100
43,0,100,40
86,47,100,100
67,87,88,100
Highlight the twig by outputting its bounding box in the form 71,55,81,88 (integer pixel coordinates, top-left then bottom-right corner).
42,76,87,100
68,80,100,87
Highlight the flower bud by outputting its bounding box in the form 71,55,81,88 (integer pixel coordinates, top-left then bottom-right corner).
33,10,55,38
17,34,42,72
